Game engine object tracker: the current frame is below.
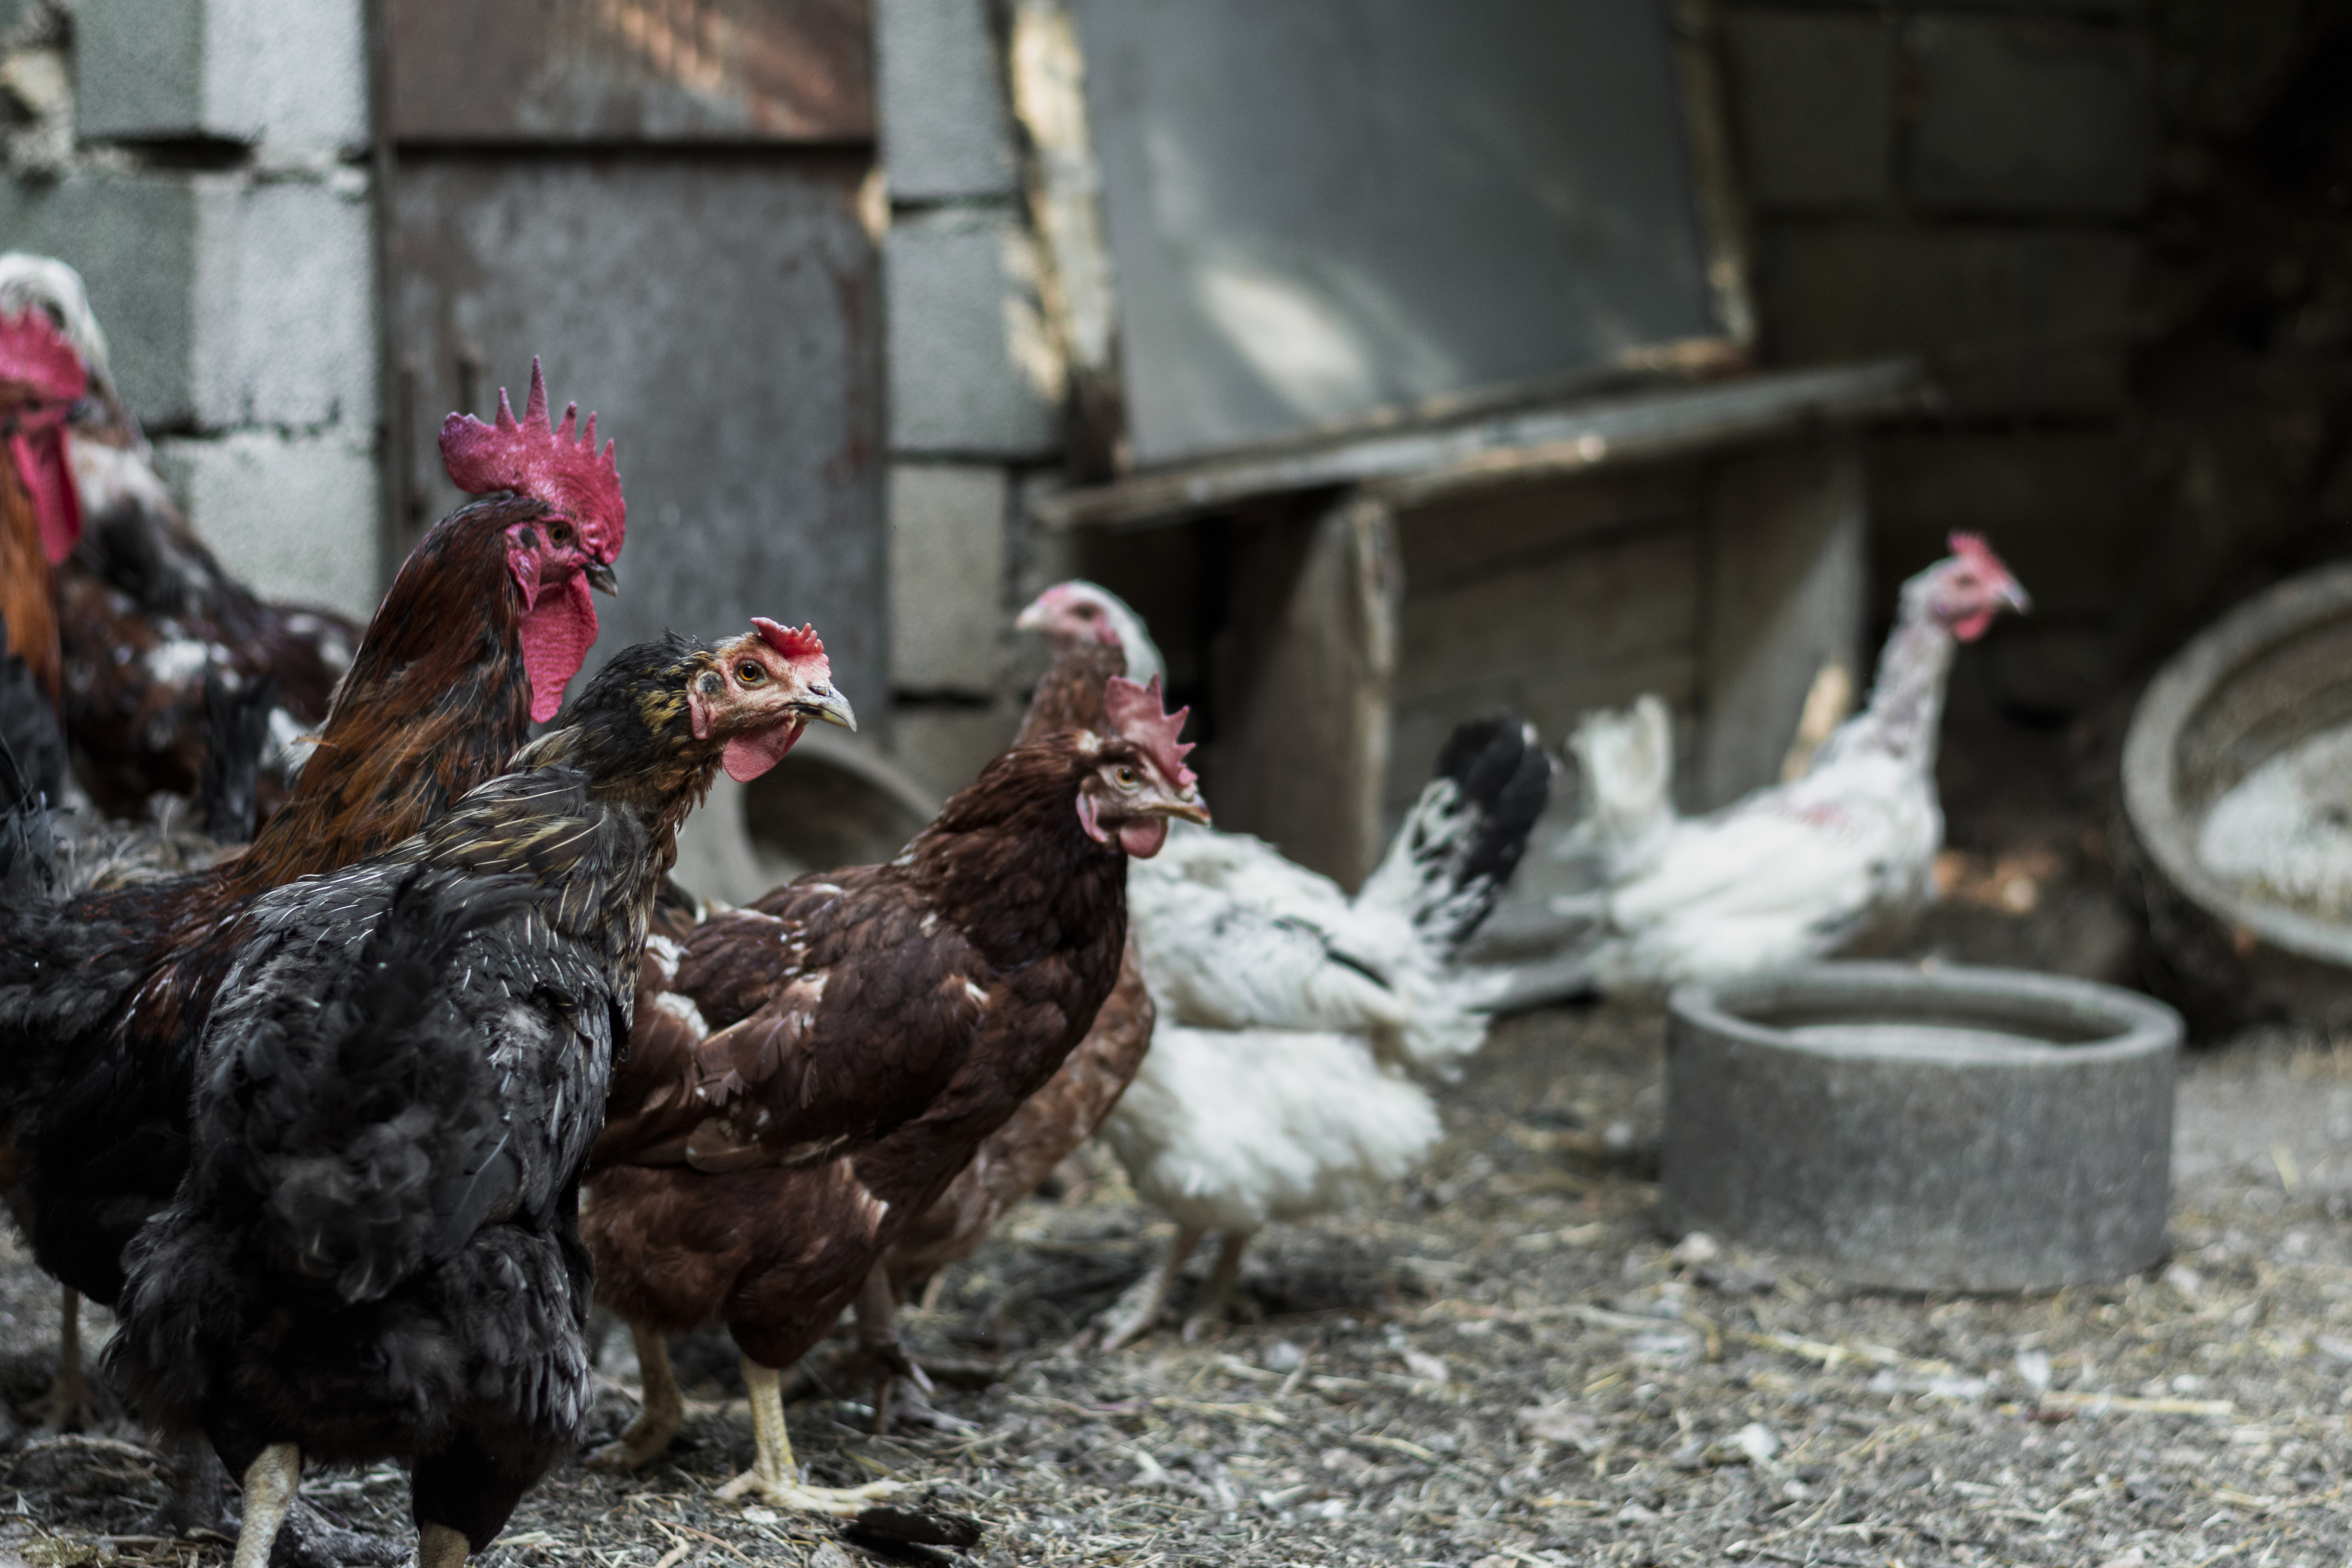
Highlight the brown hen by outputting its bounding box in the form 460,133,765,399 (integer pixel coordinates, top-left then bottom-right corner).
582,675,1207,1517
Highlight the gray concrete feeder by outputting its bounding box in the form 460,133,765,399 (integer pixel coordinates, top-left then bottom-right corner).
1661,962,2180,1293
2124,560,2352,1023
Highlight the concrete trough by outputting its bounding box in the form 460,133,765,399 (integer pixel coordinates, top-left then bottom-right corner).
2123,561,2352,1024
1661,962,2179,1293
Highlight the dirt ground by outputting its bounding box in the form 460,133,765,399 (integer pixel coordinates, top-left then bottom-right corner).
0,1001,2346,1568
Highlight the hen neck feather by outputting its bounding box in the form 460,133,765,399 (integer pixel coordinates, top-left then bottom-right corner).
903,742,1131,973
1017,642,1124,743
221,495,542,895
1815,580,1956,777
0,457,58,701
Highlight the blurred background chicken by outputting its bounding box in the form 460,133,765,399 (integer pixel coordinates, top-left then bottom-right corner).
0,254,360,826
1012,583,1551,1347
1510,534,2031,1002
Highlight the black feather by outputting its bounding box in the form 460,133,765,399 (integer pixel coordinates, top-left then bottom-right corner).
1413,715,1554,950
196,669,278,844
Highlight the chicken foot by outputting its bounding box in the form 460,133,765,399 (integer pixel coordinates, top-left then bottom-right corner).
135,1434,401,1568
1180,1232,1254,1342
582,1323,685,1472
39,1287,90,1430
231,1445,300,1568
1096,1226,1203,1352
713,1357,904,1516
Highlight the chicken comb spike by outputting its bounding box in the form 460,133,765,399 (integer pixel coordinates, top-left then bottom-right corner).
752,617,824,663
1103,675,1196,789
1947,530,2009,579
439,357,627,563
0,306,88,407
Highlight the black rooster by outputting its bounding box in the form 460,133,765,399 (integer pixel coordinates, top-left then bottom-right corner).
103,620,853,1568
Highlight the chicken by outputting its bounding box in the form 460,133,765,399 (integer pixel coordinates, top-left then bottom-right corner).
103,619,853,1568
0,363,623,1499
1008,582,1551,1347
0,294,87,706
1529,532,2030,999
581,673,1207,1515
0,253,362,824
852,636,1155,1430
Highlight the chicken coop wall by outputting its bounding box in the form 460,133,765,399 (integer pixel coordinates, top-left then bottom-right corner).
0,0,381,626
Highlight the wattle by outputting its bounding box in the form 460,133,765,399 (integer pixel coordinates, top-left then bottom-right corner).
519,572,598,723
1117,816,1169,858
13,429,80,564
722,719,804,783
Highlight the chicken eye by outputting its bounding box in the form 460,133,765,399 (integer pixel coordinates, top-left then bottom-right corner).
548,521,573,546
737,662,766,685
1116,765,1140,788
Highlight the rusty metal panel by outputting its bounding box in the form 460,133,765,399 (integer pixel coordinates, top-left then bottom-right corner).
389,156,884,714
387,0,872,143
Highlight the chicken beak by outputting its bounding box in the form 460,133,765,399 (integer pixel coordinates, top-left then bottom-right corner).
2000,578,2032,615
800,684,857,733
585,559,619,596
1014,596,1050,633
1153,785,1210,826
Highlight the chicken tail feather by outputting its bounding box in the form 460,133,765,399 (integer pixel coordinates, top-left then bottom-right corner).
1359,714,1551,953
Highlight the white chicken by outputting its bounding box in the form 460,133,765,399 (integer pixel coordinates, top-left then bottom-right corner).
1013,583,1551,1346
1528,533,2028,1000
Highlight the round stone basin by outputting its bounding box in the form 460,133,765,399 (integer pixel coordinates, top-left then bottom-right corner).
2124,561,2352,1017
1661,962,2180,1293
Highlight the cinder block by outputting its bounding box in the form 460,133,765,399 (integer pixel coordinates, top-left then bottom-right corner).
1758,220,2136,413
0,173,200,426
0,170,373,431
1907,16,2154,215
155,429,382,623
877,0,1019,202
889,462,1011,694
886,209,1061,456
1720,10,1892,209
190,174,377,429
79,0,367,147
888,705,1021,801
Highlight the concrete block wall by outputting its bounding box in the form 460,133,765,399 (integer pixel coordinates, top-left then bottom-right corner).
874,0,1060,799
1718,0,2159,719
0,0,380,624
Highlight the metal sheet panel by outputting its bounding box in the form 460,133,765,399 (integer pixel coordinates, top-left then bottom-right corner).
1070,0,1723,466
390,157,884,714
387,0,873,142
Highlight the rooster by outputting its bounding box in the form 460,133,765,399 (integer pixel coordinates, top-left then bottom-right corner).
0,292,86,708
1526,532,2030,999
0,253,362,824
103,620,852,1568
581,673,1207,1515
1010,582,1551,1347
0,364,623,1535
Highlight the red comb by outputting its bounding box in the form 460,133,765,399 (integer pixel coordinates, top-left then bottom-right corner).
440,359,625,561
1948,531,2010,579
1103,675,1196,789
752,617,825,662
0,307,87,408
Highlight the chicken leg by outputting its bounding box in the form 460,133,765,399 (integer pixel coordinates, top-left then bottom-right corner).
852,1266,936,1436
1181,1232,1253,1342
40,1286,90,1430
1096,1226,1202,1352
583,1324,685,1473
713,1357,904,1516
231,1445,300,1568
419,1523,468,1568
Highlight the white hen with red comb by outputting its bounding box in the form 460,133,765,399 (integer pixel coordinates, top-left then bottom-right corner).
1528,535,2030,1001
